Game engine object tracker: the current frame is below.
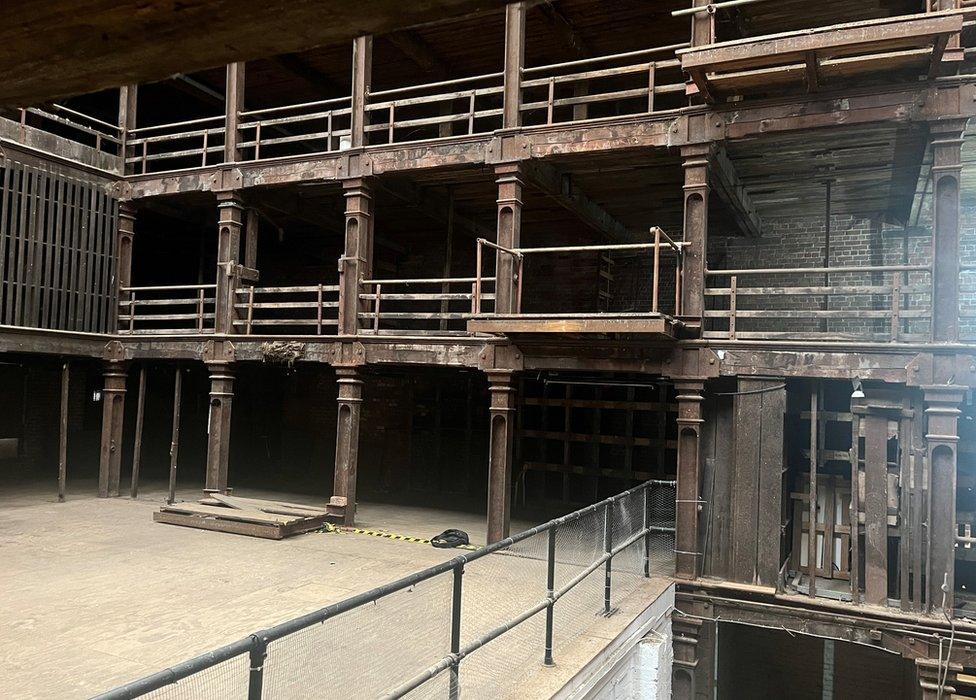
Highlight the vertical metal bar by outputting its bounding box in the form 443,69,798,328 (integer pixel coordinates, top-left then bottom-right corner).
449,563,463,700
808,384,818,598
167,368,183,505
729,275,737,339
470,282,477,314
547,77,555,125
544,526,557,665
373,283,381,333
643,485,651,577
604,502,612,614
674,254,682,316
647,62,656,113
202,128,209,167
141,140,148,174
58,362,69,502
128,290,135,331
475,240,482,313
890,272,901,342
515,255,523,314
198,287,205,331
130,365,146,498
317,284,323,335
247,637,266,700
253,123,261,161
388,105,395,144
468,91,476,135
327,111,333,151
850,409,861,604
247,286,255,335
652,227,661,312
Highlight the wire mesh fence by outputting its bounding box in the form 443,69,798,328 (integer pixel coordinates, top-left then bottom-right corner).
95,480,676,700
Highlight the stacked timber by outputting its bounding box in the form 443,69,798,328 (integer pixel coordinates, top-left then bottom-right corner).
154,493,343,539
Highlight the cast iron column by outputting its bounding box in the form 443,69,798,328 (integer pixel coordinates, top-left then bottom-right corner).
115,201,136,330
674,379,704,579
216,192,244,334
924,383,965,613
97,362,128,497
350,35,373,148
681,145,710,321
204,362,235,493
338,178,374,335
501,2,526,128
224,62,245,162
494,163,524,315
487,370,517,543
930,121,965,342
333,367,364,526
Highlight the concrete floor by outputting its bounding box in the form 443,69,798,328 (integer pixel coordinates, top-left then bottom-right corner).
0,479,667,699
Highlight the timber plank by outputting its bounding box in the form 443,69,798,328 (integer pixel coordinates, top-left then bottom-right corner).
160,502,302,525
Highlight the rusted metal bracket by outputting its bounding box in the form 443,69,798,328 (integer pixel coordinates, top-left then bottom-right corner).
202,339,236,364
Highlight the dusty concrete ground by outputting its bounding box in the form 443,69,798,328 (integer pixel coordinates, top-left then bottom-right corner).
0,480,668,699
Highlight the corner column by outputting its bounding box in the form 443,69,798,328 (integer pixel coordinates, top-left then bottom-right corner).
680,145,710,320
216,193,244,334
674,379,705,579
930,121,965,342
487,370,517,543
924,384,965,613
350,36,373,148
98,362,128,497
224,62,245,162
333,366,364,525
502,2,526,128
338,178,374,335
204,362,235,493
494,163,524,314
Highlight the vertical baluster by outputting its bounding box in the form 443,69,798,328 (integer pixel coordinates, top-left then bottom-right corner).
544,527,557,666
647,62,656,113
129,290,136,332
141,140,148,174
373,283,382,333
604,503,613,614
197,287,205,331
470,282,478,315
327,111,333,151
547,77,555,125
890,271,901,342
652,228,661,312
674,253,683,316
388,105,395,144
516,255,524,314
254,122,261,160
202,129,209,167
317,284,324,335
468,91,476,135
475,240,483,313
729,275,737,340
246,286,255,335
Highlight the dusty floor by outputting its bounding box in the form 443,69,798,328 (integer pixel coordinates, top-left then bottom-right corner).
0,480,548,699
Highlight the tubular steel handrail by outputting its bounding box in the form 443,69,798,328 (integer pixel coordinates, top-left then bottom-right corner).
93,479,676,700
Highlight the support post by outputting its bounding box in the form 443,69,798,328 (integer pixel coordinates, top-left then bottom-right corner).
216,193,244,334
58,362,69,502
544,526,556,665
494,163,524,315
487,369,517,543
924,384,965,614
685,0,715,101
675,379,705,579
225,62,245,162
97,362,128,498
930,121,965,342
129,365,146,498
118,85,137,174
204,362,234,494
116,201,136,330
681,145,710,320
502,2,526,128
167,368,183,505
350,36,373,148
333,366,364,526
338,178,374,335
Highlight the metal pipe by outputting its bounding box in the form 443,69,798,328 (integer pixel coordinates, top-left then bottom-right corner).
368,71,504,99
449,563,463,700
705,264,928,276
604,503,613,614
671,0,773,18
523,44,690,75
544,527,557,666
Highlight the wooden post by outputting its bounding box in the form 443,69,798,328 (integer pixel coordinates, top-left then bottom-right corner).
338,178,374,335
350,36,373,148
808,385,818,597
115,201,135,331
117,85,137,175
334,366,364,526
129,365,146,498
681,144,710,320
215,192,244,334
924,384,965,614
487,370,517,543
97,362,127,498
439,188,455,331
205,362,234,494
167,368,183,505
494,163,524,315
930,121,965,342
502,2,526,129
224,62,245,162
675,379,704,580
57,362,68,502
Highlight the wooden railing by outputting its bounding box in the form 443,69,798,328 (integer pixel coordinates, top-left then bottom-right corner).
358,277,495,334
233,284,340,335
475,228,685,316
238,97,352,160
520,44,688,127
118,284,216,334
17,105,123,155
125,116,226,174
704,264,933,342
364,73,504,145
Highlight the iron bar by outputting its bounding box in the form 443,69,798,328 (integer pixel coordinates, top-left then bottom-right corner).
604,503,613,614
671,0,773,17
166,369,182,506
544,527,557,666
449,563,463,700
246,636,266,700
57,362,68,502
523,44,689,75
129,365,146,498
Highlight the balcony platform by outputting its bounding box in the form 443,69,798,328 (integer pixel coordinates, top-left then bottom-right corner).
467,312,682,339
678,11,963,102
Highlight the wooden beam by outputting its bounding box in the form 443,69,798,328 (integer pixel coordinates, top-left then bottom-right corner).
711,147,764,238
386,30,453,81
378,179,494,239
272,54,344,96
535,3,591,58
521,160,633,242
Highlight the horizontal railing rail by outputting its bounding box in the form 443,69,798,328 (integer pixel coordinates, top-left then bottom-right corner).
520,44,688,127
238,96,352,160
118,284,217,334
365,72,504,145
16,105,124,155
475,227,686,316
94,479,677,700
233,284,341,335
704,263,934,342
125,116,226,174
359,276,495,335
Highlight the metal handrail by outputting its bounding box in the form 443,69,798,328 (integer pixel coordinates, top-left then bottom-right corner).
94,479,675,700
368,71,504,100
522,44,690,74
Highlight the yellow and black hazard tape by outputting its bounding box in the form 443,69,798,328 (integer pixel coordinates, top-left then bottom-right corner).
347,526,480,550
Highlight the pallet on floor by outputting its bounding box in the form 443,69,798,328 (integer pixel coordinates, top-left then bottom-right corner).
153,493,344,539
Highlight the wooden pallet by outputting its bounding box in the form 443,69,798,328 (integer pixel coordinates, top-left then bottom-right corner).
154,493,342,540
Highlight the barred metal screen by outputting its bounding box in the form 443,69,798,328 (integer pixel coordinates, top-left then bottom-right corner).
96,480,676,700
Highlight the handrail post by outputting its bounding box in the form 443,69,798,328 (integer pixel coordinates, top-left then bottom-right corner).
603,503,612,614
516,255,524,314
475,240,483,313
247,636,267,700
246,286,255,335
647,62,656,113
198,288,206,332
652,227,661,312
544,526,557,666
729,275,737,340
643,485,651,578
129,291,136,332
449,563,463,700
317,284,324,335
373,283,382,333
890,271,901,342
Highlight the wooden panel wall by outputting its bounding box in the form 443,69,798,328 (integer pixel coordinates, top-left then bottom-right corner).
0,158,118,332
